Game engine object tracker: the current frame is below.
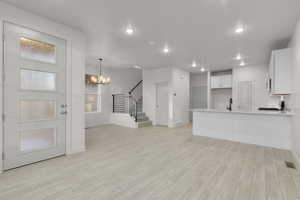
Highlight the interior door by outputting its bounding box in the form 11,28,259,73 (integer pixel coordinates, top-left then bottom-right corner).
3,22,67,170
237,81,253,111
156,82,169,126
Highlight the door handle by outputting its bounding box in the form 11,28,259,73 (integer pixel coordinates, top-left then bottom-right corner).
61,104,67,108
60,111,67,115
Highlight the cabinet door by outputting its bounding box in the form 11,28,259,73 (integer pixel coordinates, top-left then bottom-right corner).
211,75,232,89
221,75,232,88
272,49,291,94
269,51,274,93
211,76,218,89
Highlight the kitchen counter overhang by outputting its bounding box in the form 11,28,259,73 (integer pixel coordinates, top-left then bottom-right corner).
190,108,293,116
191,109,292,150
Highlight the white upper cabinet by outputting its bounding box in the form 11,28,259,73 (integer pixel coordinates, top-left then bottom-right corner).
211,74,232,89
222,74,233,88
211,76,220,89
269,48,292,95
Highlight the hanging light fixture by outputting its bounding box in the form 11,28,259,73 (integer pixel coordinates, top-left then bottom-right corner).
90,58,111,85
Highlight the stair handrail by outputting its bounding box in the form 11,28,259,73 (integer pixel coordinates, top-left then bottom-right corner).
129,80,143,123
128,80,143,95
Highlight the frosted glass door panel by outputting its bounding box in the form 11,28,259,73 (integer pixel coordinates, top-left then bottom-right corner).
20,100,56,121
20,128,56,152
20,37,56,64
21,69,56,91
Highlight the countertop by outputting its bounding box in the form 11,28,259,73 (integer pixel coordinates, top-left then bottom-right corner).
190,109,293,116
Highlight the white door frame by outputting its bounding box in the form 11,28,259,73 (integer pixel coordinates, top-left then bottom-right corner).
0,20,77,172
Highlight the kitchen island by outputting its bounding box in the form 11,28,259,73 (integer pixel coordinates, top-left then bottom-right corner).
191,109,292,150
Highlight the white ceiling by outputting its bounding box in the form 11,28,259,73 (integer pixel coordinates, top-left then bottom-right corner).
2,0,300,71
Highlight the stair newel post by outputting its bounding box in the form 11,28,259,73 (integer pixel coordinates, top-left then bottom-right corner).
135,102,138,122
112,94,115,113
128,93,131,116
127,95,130,114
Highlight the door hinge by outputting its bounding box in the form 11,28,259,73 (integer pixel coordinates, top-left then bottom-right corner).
2,114,5,121
2,33,5,43
2,152,5,160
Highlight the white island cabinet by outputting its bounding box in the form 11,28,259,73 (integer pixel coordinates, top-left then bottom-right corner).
191,109,292,150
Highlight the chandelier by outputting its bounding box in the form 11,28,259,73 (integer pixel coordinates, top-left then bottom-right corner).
90,58,111,85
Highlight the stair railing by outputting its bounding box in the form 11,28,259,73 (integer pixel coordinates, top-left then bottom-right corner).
112,94,139,122
112,80,143,122
129,80,143,105
129,96,138,122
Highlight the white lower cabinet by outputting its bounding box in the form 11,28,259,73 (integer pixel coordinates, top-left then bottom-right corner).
192,111,291,150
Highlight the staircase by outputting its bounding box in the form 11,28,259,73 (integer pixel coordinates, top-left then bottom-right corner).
112,80,152,128
135,97,152,128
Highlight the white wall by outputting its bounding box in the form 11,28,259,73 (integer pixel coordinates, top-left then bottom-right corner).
232,65,283,110
190,73,208,87
289,19,300,164
0,2,86,171
170,68,190,127
143,67,190,127
211,89,232,110
85,65,142,127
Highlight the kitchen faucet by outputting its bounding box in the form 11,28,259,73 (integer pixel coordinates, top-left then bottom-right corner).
227,98,233,111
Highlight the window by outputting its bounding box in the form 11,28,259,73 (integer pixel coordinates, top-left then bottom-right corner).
85,75,101,113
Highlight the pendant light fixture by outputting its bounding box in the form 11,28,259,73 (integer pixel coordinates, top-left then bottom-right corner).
90,58,111,85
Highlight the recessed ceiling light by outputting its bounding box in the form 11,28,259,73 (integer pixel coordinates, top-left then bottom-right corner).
163,46,170,54
240,61,246,66
192,61,197,68
236,54,242,60
133,65,142,69
200,67,205,72
235,26,245,34
125,26,134,35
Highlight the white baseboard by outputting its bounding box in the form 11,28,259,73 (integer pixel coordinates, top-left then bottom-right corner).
85,123,111,129
169,121,189,128
292,151,300,168
67,146,86,155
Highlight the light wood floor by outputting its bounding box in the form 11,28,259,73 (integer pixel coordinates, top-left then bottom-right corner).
0,125,300,200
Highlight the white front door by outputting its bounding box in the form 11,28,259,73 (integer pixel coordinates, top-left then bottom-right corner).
3,22,67,170
156,82,169,126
